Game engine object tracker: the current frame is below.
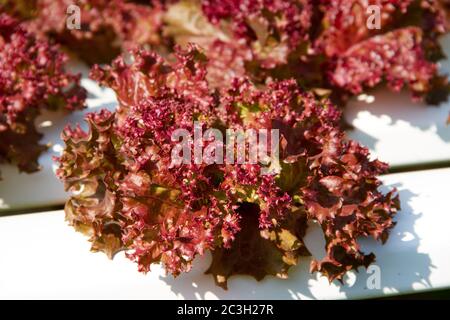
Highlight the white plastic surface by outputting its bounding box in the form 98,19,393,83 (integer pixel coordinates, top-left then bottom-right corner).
0,168,449,300
346,34,450,167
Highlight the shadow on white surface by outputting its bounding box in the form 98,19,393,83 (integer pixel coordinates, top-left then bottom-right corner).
346,89,450,145
345,34,450,166
159,185,433,300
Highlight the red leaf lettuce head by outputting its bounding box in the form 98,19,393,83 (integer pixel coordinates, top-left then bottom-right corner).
0,14,86,174
20,0,167,65
57,46,399,289
163,0,450,109
318,0,450,105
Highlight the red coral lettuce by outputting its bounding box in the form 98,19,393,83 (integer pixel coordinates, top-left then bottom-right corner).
57,47,399,289
22,0,167,65
163,0,450,108
0,14,85,174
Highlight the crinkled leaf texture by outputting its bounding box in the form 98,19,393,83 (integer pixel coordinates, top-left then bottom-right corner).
163,0,450,110
0,14,85,175
57,46,399,289
10,0,167,65
6,0,449,107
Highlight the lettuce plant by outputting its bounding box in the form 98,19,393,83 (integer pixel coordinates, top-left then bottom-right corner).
5,1,449,105
57,46,399,289
0,14,85,174
7,0,168,65
164,0,450,107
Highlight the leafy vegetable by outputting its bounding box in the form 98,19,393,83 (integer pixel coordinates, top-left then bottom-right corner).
5,1,449,106
5,0,168,65
163,0,450,108
57,46,399,289
0,14,85,175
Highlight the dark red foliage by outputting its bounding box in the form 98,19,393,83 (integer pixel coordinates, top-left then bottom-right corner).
57,47,399,289
330,27,437,100
318,0,450,105
163,0,450,108
19,0,167,65
5,1,449,106
0,14,85,174
202,0,312,55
